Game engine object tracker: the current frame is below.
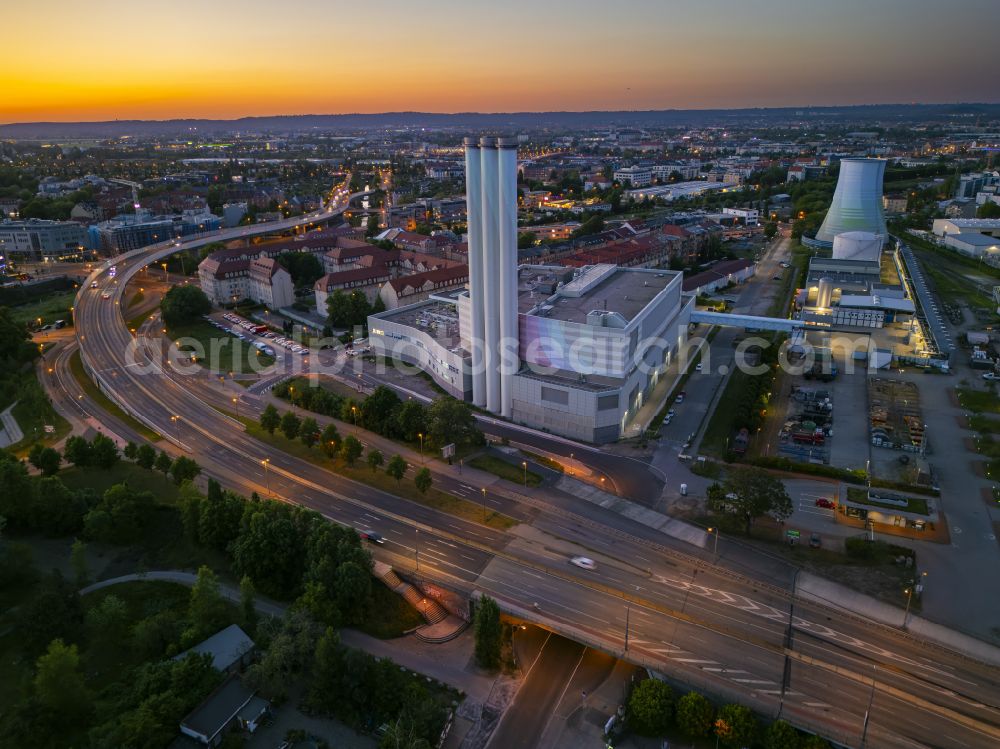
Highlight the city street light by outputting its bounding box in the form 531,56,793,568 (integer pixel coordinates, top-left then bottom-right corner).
261,458,270,496
708,526,720,558
418,432,424,462
481,487,487,522
170,415,179,440
232,396,239,421
522,461,528,486
903,571,928,628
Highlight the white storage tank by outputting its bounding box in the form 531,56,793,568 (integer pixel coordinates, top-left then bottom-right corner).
832,231,884,262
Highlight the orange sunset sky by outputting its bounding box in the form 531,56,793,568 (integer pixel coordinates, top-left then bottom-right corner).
3,0,998,123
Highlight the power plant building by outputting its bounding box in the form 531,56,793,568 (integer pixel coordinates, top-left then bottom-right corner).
368,136,693,443
815,159,887,246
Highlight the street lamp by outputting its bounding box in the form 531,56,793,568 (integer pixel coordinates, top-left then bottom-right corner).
261,458,270,496
522,461,528,486
170,415,179,440
351,405,357,426
707,526,720,558
481,487,487,522
903,571,927,628
232,396,239,421
418,432,424,461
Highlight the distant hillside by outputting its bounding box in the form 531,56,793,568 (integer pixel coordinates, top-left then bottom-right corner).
2,103,1000,139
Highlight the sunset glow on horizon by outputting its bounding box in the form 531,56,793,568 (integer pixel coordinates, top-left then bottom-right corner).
3,0,998,123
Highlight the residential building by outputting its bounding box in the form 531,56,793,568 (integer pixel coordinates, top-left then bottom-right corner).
682,258,757,295
173,625,255,675
247,256,294,310
378,265,469,309
722,207,760,226
883,194,908,214
179,675,269,747
87,210,221,254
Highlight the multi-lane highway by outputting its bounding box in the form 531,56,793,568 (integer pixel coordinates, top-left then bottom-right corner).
65,192,1000,748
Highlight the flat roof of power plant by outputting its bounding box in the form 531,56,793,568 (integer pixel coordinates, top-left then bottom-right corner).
378,299,463,350
519,264,679,324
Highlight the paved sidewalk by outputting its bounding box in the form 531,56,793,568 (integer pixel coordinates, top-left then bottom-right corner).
0,402,23,447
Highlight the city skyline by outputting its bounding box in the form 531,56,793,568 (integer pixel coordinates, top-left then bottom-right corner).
4,0,999,123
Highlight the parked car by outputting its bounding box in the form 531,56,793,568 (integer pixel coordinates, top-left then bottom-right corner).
675,392,686,403
695,363,703,372
815,498,835,509
809,533,822,548
570,556,596,570
983,372,999,381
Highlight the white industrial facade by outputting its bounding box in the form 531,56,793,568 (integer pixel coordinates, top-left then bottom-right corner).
368,134,695,443
816,159,887,244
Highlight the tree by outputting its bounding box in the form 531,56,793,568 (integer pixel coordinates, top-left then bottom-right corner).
135,443,156,470
320,423,341,456
627,678,674,736
240,575,257,631
171,455,201,485
395,401,427,442
260,403,280,434
154,450,173,477
723,466,792,534
340,435,363,465
676,692,714,737
473,595,501,669
84,483,155,543
280,410,301,440
123,441,138,461
425,396,480,448
70,538,89,587
19,571,83,655
335,560,372,626
386,454,407,482
299,417,319,449
185,566,229,644
62,435,92,467
764,222,778,239
715,703,757,748
362,386,401,435
90,433,119,469
800,735,832,749
414,467,432,494
34,639,90,720
978,201,1000,219
29,445,61,476
86,593,128,652
367,448,384,472
379,717,433,749
764,719,802,749
160,284,211,327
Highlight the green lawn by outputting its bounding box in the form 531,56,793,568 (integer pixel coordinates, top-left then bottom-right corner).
59,462,181,503
10,289,78,327
68,350,162,442
468,455,543,487
359,583,426,639
242,420,517,530
283,374,367,402
166,319,275,374
4,369,71,455
957,387,1000,415
845,486,929,515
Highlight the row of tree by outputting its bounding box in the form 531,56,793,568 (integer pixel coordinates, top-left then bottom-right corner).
626,678,831,748
258,404,434,494
272,381,483,452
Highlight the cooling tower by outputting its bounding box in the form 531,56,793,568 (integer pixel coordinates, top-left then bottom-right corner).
816,159,887,244
463,137,487,408
831,230,883,262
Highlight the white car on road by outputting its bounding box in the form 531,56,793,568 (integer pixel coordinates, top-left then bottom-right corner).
570,556,597,570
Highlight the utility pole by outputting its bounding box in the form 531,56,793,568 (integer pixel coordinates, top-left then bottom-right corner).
624,604,630,652
861,665,877,748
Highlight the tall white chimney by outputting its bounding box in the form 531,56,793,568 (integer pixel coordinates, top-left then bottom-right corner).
497,137,520,419
463,137,487,407
479,136,501,413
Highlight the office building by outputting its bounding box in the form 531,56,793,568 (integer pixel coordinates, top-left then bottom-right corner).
0,219,86,260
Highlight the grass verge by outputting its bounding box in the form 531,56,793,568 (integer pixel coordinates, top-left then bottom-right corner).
359,583,426,639
242,420,517,530
68,350,162,442
468,455,543,487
